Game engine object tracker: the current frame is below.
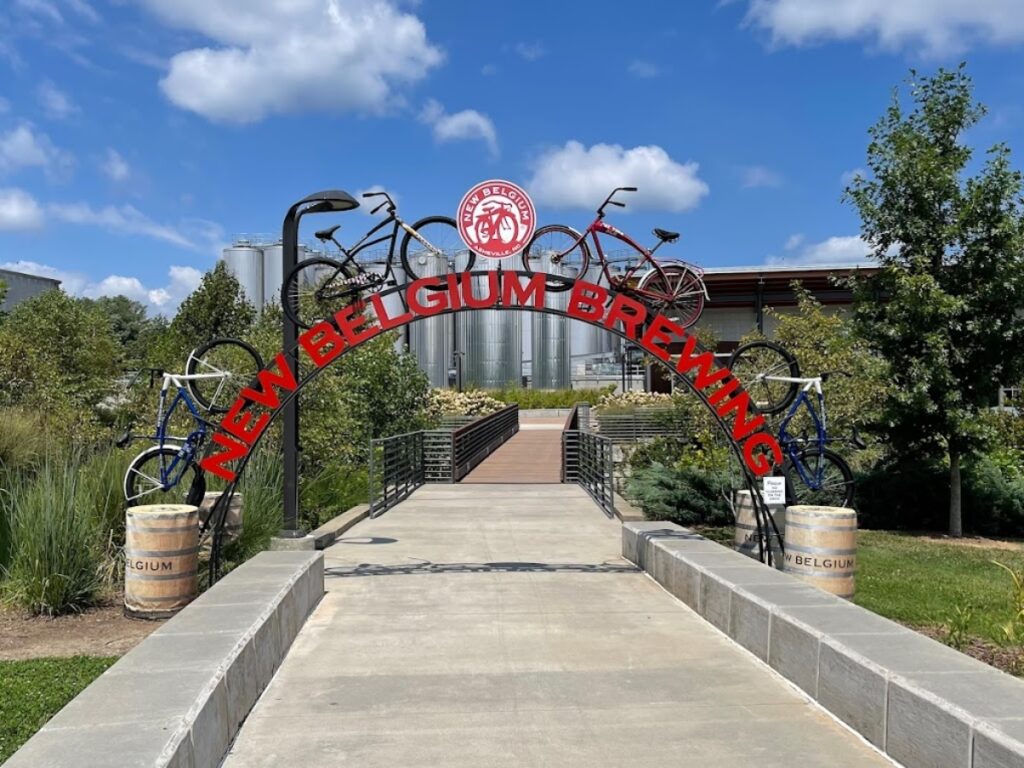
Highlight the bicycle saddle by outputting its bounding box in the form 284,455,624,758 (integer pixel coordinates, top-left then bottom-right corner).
315,224,341,242
653,228,680,242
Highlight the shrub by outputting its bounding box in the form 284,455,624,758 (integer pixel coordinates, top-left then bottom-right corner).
486,386,615,409
2,456,108,615
625,462,733,527
425,389,505,421
222,447,286,564
300,461,368,530
0,409,50,478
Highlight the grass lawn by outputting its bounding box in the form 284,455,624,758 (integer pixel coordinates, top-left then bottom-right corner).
855,530,1024,646
0,656,117,762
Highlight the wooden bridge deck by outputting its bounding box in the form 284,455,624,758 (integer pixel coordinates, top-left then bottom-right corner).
460,418,564,484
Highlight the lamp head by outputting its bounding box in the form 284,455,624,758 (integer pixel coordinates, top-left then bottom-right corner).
298,190,360,213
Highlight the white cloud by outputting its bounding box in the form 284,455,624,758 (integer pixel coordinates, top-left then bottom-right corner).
0,188,44,231
841,167,866,186
138,0,444,123
100,148,131,182
628,60,661,78
768,234,877,266
49,202,195,248
480,63,497,76
527,141,710,212
37,80,77,119
514,41,545,61
0,260,203,311
65,0,100,23
744,0,1024,55
784,233,804,251
418,99,498,157
0,124,75,179
16,0,63,24
741,165,784,189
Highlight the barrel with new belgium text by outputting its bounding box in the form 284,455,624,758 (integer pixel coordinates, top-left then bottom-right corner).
124,504,199,618
782,505,856,599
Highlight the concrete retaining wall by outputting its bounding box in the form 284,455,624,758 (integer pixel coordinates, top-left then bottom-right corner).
623,521,1024,768
5,550,324,768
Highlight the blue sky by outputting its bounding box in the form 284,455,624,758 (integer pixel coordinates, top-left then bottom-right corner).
1,0,1024,312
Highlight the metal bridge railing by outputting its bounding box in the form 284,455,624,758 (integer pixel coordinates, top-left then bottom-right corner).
451,404,519,481
562,403,615,517
592,407,690,443
368,431,424,517
368,406,521,513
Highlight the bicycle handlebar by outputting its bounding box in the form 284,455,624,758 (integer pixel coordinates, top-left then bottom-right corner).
597,186,638,217
362,190,396,215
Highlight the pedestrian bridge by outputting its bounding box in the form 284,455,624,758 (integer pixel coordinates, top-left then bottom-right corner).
222,484,888,767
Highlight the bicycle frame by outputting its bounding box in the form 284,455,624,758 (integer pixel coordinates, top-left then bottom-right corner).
325,212,444,286
771,376,831,489
555,217,708,302
140,372,222,487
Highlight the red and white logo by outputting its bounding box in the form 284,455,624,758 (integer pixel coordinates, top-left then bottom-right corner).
457,179,536,260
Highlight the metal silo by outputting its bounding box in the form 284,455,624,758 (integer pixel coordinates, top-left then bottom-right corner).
222,242,264,309
408,251,450,387
262,243,283,307
456,256,522,389
529,251,570,389
364,259,406,354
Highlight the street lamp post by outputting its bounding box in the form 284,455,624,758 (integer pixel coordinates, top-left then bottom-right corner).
280,190,359,538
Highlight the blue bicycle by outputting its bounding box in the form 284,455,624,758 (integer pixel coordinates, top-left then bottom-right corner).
119,338,263,507
729,341,861,508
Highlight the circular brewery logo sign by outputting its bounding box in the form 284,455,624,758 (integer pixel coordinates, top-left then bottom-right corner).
457,179,536,259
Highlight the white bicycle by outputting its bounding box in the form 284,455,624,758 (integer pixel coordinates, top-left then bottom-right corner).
118,338,263,507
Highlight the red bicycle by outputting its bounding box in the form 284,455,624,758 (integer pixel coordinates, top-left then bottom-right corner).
522,187,708,328
474,202,518,245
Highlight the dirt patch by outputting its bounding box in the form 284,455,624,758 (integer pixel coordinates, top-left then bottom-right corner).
0,600,160,661
917,625,1023,676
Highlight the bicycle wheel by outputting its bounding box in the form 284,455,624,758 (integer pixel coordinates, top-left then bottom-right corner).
637,264,706,328
782,448,855,508
185,338,264,414
522,225,590,293
124,445,206,507
282,256,358,330
728,340,800,415
400,216,472,287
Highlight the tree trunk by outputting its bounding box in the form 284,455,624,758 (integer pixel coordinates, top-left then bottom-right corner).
949,448,963,537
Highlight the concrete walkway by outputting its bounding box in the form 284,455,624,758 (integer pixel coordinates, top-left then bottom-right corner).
460,418,564,484
223,485,891,767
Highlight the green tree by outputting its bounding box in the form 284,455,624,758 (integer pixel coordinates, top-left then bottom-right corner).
0,290,121,420
160,263,255,365
81,295,169,366
761,285,890,470
845,66,1024,536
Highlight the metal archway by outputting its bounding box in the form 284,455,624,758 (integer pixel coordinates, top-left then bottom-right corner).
200,269,784,578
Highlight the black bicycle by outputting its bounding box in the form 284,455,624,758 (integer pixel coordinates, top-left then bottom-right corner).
282,191,474,329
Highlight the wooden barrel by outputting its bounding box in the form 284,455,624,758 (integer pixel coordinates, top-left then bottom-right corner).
198,492,243,545
782,505,856,598
733,490,785,563
124,504,199,619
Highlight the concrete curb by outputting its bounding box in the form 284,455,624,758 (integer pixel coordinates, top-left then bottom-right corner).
611,492,645,523
623,521,1024,768
268,504,371,551
5,550,324,768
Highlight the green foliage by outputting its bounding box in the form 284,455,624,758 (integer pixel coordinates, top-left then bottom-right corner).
2,455,109,615
624,432,737,527
485,386,615,409
854,530,1024,647
221,447,285,565
158,263,255,366
81,295,169,367
943,603,975,651
300,463,368,531
753,286,890,471
845,65,1024,534
625,462,732,527
0,409,50,478
0,290,121,425
0,656,117,762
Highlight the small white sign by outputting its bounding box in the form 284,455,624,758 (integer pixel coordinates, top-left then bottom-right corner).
762,477,786,506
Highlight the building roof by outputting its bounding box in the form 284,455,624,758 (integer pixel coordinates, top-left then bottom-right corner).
0,267,62,286
701,263,877,307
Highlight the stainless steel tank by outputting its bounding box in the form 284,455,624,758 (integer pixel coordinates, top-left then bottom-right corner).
262,243,284,308
222,243,264,309
364,259,405,353
455,256,522,389
529,252,570,389
408,251,450,387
